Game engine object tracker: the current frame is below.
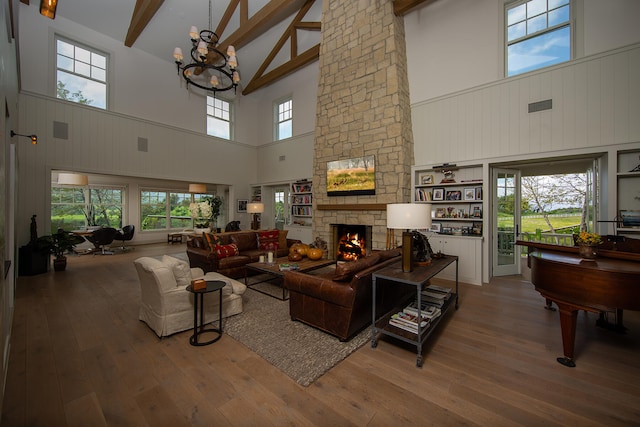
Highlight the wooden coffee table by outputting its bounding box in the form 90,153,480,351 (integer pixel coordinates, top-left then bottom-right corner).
245,256,335,300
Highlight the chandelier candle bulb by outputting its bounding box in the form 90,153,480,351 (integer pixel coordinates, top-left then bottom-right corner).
173,47,183,61
189,26,198,40
227,45,235,56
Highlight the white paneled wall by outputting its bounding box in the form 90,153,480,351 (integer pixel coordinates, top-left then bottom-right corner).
412,44,640,166
16,93,259,245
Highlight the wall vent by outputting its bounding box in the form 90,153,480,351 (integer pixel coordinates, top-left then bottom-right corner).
528,99,552,113
138,137,148,152
279,155,286,161
53,121,68,139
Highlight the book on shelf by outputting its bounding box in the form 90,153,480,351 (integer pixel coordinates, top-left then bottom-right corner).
421,289,450,300
426,284,452,295
403,304,441,320
389,319,421,334
391,311,429,328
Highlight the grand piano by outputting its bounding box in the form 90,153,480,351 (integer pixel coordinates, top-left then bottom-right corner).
517,240,640,367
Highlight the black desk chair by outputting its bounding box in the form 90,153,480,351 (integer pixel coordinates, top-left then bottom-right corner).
114,225,135,252
86,227,118,255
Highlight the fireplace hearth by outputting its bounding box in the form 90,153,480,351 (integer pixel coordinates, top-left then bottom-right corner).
331,224,372,261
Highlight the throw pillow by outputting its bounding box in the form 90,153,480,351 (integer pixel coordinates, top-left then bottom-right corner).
161,255,193,287
258,229,279,251
333,253,381,282
216,243,239,259
203,232,222,252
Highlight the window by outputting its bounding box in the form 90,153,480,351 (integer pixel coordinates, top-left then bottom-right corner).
140,190,216,231
506,0,571,77
51,186,123,232
56,37,108,109
207,96,232,139
275,98,293,140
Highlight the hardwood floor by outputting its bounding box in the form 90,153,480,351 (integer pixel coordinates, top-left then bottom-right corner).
2,243,639,426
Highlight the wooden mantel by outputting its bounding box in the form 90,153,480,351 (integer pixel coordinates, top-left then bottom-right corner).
317,204,387,211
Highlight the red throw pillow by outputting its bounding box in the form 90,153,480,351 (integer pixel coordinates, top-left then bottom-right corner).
258,229,279,251
216,243,239,259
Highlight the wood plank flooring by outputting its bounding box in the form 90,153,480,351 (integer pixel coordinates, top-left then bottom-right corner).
2,243,639,426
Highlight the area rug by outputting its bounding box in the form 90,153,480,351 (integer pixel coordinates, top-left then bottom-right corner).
220,283,370,387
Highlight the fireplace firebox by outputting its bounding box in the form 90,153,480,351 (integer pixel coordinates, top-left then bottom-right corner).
331,224,372,261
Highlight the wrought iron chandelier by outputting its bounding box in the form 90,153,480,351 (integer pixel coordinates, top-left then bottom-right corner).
172,1,240,93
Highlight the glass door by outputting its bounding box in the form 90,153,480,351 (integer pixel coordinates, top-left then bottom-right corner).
274,187,288,230
493,168,521,276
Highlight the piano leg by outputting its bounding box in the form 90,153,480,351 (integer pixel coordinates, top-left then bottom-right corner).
556,303,578,367
595,309,627,333
544,298,556,311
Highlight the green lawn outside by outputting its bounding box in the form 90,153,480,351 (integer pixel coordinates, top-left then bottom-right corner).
498,214,582,233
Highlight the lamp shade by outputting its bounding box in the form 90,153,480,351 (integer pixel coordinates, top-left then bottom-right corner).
247,202,265,214
188,183,207,193
57,173,88,186
387,203,432,230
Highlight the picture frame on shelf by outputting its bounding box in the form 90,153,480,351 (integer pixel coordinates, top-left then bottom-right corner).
435,207,446,218
472,206,482,218
237,199,248,213
445,190,462,200
464,188,475,201
472,222,483,235
432,188,445,201
619,210,640,228
475,187,483,200
420,173,434,185
429,223,442,233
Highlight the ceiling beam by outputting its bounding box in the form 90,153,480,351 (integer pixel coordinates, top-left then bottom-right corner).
243,44,319,95
125,0,164,48
394,0,439,16
242,0,319,94
216,0,309,50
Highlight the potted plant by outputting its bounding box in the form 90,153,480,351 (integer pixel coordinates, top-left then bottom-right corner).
38,230,85,271
575,231,602,261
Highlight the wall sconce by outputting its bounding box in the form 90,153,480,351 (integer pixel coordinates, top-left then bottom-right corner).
387,203,432,272
247,202,265,230
10,130,38,145
188,183,207,193
40,0,58,19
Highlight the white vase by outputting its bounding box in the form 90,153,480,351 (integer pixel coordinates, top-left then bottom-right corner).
194,227,211,235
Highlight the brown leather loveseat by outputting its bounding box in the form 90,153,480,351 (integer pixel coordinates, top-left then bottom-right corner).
283,249,414,341
186,230,300,279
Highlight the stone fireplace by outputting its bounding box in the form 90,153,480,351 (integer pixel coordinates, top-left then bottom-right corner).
331,224,372,261
312,0,414,257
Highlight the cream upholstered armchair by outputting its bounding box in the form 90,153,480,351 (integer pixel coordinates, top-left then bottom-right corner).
134,255,246,338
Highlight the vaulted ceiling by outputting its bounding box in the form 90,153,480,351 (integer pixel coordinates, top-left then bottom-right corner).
19,0,435,95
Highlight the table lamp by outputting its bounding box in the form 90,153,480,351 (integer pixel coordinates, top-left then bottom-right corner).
247,202,265,230
387,203,432,272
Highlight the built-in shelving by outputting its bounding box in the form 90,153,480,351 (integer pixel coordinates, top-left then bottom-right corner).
616,150,640,235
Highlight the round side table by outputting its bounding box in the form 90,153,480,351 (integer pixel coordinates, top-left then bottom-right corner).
186,280,225,346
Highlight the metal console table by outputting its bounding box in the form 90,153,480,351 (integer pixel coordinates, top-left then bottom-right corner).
371,255,459,367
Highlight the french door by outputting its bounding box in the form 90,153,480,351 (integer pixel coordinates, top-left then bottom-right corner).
493,168,521,276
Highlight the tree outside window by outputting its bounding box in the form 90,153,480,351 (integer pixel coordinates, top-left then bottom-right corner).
56,37,108,109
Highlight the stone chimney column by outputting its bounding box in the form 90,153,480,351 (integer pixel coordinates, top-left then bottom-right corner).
313,0,414,253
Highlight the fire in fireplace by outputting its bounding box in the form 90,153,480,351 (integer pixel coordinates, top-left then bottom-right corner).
332,224,372,261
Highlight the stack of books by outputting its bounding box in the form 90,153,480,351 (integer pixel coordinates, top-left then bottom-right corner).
278,263,300,271
388,285,451,334
419,284,451,307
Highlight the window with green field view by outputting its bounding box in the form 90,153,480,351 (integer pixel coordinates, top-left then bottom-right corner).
51,186,123,233
140,191,206,231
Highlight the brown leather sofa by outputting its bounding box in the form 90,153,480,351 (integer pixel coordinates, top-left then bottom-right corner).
186,230,300,279
283,249,415,341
